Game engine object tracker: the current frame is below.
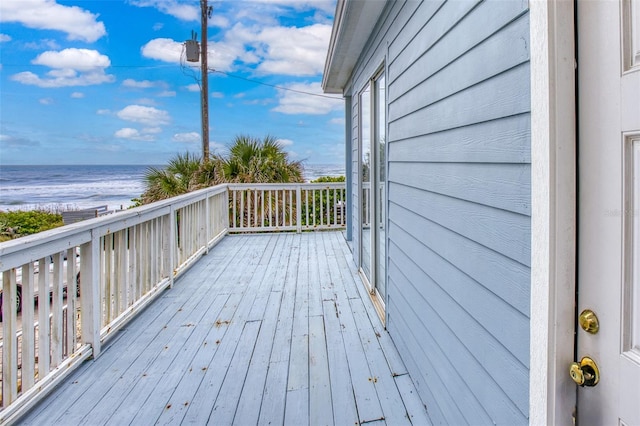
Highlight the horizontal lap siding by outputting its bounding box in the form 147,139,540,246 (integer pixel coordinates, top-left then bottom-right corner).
345,0,531,424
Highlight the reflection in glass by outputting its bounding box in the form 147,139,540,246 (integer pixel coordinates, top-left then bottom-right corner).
376,73,386,300
360,83,371,280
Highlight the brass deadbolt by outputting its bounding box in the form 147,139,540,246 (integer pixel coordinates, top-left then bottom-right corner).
569,356,600,387
579,309,599,334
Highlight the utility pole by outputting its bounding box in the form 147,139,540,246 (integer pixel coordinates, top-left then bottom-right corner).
200,0,210,161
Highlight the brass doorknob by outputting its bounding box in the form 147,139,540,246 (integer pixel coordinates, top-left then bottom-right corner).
569,356,600,387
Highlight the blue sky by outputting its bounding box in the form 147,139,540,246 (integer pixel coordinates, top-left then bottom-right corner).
0,0,345,166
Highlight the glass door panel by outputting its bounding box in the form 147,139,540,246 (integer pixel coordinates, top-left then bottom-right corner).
360,83,372,281
375,73,386,300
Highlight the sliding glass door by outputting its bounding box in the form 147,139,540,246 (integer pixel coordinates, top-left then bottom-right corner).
359,69,386,310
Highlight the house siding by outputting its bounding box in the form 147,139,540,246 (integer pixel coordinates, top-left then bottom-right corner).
344,0,531,424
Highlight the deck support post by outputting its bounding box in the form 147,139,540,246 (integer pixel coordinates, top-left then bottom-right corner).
205,194,210,254
81,235,102,358
168,206,176,288
296,185,302,233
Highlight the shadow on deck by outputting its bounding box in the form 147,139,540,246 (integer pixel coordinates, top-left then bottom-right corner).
18,232,429,425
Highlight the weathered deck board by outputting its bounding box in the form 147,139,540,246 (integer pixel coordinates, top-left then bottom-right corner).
18,232,429,426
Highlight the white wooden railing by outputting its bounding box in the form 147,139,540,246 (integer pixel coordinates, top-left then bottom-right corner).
228,183,346,233
0,182,345,423
0,185,229,423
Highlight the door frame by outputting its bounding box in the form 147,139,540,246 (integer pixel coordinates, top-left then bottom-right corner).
357,64,387,322
529,0,578,424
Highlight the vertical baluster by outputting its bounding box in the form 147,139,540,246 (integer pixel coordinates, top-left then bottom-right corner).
296,186,302,233
341,188,345,225
65,248,77,357
104,235,112,324
304,189,309,229
274,190,279,227
168,209,176,288
240,191,245,229
326,188,330,226
289,190,293,227
312,189,316,227
120,230,128,314
145,221,151,293
2,269,18,406
268,191,273,227
259,190,264,229
232,192,237,229
51,251,64,367
80,237,101,358
319,189,324,226
152,218,158,288
21,262,35,392
37,257,51,378
132,224,140,301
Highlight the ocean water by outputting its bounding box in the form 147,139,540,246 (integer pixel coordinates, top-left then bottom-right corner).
0,164,345,212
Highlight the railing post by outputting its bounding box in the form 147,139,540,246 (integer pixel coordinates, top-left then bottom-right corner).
205,193,210,254
224,186,230,231
2,269,18,406
80,234,102,358
168,206,176,288
296,185,302,233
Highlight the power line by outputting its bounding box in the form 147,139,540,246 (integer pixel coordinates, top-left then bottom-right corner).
209,69,343,100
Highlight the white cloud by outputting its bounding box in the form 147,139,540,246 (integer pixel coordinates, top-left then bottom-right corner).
24,39,60,50
239,0,335,14
0,134,40,148
272,82,343,115
210,15,230,28
116,105,170,126
129,0,199,21
0,0,106,42
0,34,11,42
153,22,164,31
186,84,200,92
115,127,156,142
250,23,331,76
96,109,111,115
11,48,114,88
39,97,54,105
277,138,294,146
158,90,177,97
33,48,110,71
329,117,345,125
141,37,243,72
173,132,200,143
122,78,167,89
141,18,331,77
71,92,84,98
141,38,184,63
211,92,224,98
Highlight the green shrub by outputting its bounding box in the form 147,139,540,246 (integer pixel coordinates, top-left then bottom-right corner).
311,176,345,183
0,210,64,240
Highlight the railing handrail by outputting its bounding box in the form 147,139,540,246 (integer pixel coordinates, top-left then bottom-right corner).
228,182,345,190
0,184,228,269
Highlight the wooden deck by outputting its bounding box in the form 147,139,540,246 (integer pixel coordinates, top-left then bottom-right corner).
17,232,429,425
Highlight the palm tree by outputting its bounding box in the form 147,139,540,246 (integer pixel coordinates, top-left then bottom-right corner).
220,135,304,226
138,152,204,204
219,135,303,183
136,135,304,205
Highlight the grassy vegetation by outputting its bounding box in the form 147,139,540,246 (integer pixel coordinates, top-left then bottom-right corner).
0,210,64,242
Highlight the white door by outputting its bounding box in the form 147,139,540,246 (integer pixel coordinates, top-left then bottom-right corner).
578,0,640,424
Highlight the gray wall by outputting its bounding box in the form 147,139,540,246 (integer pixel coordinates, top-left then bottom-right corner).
345,0,531,424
